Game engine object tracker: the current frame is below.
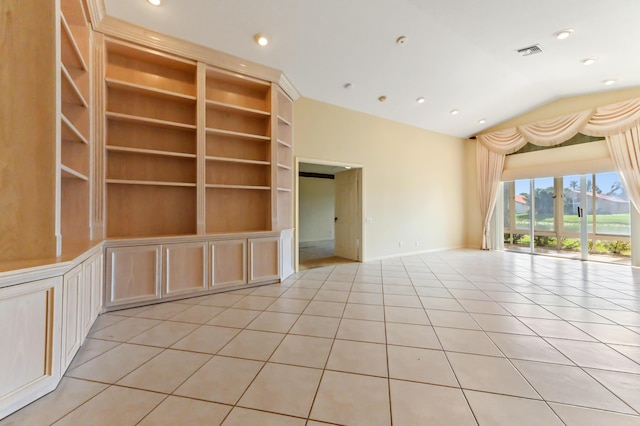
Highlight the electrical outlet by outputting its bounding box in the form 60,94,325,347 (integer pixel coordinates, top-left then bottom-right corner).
415,241,420,247
366,217,373,224
398,241,403,248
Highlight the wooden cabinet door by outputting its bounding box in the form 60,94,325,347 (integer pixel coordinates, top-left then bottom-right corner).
105,245,162,308
0,277,63,420
210,239,246,288
248,237,280,284
163,242,208,297
82,252,103,339
62,264,83,370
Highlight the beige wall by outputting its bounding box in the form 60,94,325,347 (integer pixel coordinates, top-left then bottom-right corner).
299,176,335,243
294,98,468,260
464,141,483,249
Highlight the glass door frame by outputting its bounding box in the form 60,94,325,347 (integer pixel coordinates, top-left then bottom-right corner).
531,177,561,256
579,174,588,260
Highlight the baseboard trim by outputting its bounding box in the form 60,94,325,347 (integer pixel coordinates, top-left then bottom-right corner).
363,245,467,263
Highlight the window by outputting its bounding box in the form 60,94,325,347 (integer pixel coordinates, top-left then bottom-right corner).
503,172,631,262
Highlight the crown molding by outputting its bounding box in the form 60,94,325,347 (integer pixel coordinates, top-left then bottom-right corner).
85,0,107,25
85,0,286,84
278,73,301,102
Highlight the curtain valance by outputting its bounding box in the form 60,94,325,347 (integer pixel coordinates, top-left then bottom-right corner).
477,97,640,154
477,129,525,155
583,98,640,137
518,110,593,147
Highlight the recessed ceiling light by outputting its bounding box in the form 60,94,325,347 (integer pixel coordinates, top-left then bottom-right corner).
450,109,459,115
416,97,425,104
603,79,617,86
581,57,598,66
396,36,407,45
478,118,487,124
147,0,161,5
378,96,387,102
254,33,269,46
554,29,574,40
345,166,352,169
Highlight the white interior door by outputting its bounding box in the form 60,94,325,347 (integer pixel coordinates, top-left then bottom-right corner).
334,169,359,260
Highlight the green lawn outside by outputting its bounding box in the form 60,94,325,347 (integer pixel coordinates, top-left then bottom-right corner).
504,235,631,256
514,213,630,234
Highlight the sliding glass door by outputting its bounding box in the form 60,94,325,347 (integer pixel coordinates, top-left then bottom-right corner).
532,177,556,255
503,172,631,264
504,179,532,251
590,172,632,262
559,175,587,259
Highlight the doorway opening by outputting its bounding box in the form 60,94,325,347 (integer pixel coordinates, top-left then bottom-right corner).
296,160,363,270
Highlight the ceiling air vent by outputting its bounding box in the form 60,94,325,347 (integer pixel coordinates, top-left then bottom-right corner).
516,44,542,56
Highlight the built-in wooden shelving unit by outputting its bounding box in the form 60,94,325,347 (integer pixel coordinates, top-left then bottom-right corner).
0,2,298,419
204,67,273,233
101,39,294,238
60,0,92,252
104,39,198,238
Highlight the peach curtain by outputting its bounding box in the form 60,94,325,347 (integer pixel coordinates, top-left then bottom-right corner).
605,125,640,213
518,110,593,146
478,110,594,153
476,143,505,249
477,128,526,155
583,98,640,137
476,96,640,249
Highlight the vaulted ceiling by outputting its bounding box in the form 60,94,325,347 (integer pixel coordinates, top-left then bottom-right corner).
104,0,640,138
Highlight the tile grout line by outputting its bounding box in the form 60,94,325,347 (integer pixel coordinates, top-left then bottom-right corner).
305,263,354,424
383,261,395,426
413,256,480,426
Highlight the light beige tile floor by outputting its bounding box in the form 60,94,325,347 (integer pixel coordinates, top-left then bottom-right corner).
3,249,640,425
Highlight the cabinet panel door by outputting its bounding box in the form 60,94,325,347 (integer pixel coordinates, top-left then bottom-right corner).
210,239,246,288
82,252,103,339
62,264,83,370
0,277,62,420
163,242,207,297
105,245,161,308
248,237,280,284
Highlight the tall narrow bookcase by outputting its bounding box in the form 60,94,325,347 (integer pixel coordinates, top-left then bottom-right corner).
275,87,294,230
104,39,198,238
204,67,273,233
60,0,92,252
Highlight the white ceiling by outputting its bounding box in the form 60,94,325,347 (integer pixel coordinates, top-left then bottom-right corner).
104,0,640,138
